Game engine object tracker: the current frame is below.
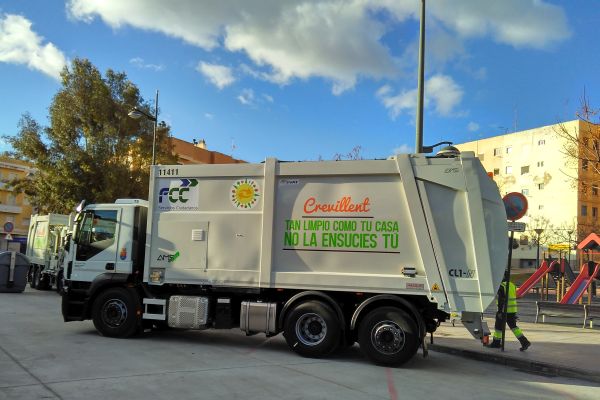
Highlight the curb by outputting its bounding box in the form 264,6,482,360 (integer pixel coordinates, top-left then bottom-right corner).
429,344,600,384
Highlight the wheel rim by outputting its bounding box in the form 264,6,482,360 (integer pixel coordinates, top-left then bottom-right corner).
101,299,128,328
371,320,405,355
295,312,327,346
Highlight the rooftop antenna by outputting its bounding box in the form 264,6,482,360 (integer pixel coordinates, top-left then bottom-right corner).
231,137,237,156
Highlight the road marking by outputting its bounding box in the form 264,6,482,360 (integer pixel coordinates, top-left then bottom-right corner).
386,368,397,400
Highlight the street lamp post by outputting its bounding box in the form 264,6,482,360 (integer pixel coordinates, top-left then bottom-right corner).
128,90,159,165
567,229,573,267
534,228,544,269
415,0,426,153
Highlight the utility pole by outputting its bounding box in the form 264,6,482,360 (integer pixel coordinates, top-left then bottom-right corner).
415,0,426,153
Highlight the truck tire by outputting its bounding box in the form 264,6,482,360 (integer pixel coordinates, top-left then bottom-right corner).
56,270,64,294
30,266,38,289
92,287,141,338
36,270,50,291
358,307,419,366
284,300,341,358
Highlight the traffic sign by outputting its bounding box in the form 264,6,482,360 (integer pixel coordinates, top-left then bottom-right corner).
3,222,13,233
508,221,526,232
503,192,528,221
5,233,12,240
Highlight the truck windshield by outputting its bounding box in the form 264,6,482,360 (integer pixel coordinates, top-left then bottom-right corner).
75,210,118,261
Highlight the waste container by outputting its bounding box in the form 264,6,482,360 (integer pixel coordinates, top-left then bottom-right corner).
0,251,30,293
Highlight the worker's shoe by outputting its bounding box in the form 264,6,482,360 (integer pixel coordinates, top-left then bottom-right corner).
518,336,531,351
487,339,501,348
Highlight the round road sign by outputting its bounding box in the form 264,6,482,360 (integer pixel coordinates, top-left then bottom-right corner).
503,192,528,221
3,222,14,233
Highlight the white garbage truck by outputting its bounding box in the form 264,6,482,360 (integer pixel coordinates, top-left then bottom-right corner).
62,150,508,366
26,213,71,292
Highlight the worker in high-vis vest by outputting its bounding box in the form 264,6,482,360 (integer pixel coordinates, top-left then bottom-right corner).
489,271,531,351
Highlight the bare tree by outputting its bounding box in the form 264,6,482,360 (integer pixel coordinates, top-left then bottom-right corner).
523,215,554,247
553,90,600,189
333,146,363,161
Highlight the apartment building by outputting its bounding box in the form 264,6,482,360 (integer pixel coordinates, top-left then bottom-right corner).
455,120,600,267
0,157,35,252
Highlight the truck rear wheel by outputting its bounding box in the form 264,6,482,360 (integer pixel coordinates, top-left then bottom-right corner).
29,266,38,289
33,267,50,290
284,300,341,358
92,287,141,338
358,307,419,366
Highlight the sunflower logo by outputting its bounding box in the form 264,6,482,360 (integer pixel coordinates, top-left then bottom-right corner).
231,179,260,209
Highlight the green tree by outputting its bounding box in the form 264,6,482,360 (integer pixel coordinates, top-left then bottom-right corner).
4,58,177,213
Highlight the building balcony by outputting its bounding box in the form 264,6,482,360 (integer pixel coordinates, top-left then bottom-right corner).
0,204,22,213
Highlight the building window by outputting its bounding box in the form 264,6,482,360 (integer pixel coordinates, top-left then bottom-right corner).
5,216,14,223
538,183,544,190
6,194,16,205
505,166,513,174
521,166,530,174
593,185,599,196
506,146,512,154
537,161,544,167
538,139,545,145
538,205,544,210
583,160,589,171
593,207,598,219
494,148,501,156
493,168,500,176
582,205,588,216
22,218,30,226
521,188,529,196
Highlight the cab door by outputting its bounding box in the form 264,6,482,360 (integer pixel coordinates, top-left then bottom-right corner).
71,209,120,283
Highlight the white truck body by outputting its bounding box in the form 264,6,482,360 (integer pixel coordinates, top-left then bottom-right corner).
145,153,506,314
26,213,71,290
63,151,508,366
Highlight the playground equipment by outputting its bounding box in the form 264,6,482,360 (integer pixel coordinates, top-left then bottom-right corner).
516,259,554,298
560,261,600,304
517,258,575,300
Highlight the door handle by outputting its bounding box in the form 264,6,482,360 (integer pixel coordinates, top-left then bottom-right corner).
105,263,115,271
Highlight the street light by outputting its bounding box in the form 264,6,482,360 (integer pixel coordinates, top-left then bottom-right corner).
128,90,159,165
534,228,544,269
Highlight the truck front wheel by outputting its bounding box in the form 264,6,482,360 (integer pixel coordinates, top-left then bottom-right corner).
358,307,419,366
56,270,64,294
92,287,141,338
284,300,341,358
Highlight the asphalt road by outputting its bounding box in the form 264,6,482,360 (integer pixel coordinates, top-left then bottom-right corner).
1,289,597,400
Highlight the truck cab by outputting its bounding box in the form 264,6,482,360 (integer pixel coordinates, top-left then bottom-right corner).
62,199,147,321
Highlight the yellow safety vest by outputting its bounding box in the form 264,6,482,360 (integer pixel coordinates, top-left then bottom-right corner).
497,281,518,313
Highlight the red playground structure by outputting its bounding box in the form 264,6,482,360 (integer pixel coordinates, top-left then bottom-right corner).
518,233,600,304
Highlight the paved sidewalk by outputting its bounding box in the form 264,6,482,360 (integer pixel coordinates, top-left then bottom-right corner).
430,318,600,383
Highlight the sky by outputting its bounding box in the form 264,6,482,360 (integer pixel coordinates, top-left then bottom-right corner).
0,0,598,163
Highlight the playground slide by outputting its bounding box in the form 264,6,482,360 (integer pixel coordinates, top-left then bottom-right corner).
516,260,556,298
560,263,600,304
